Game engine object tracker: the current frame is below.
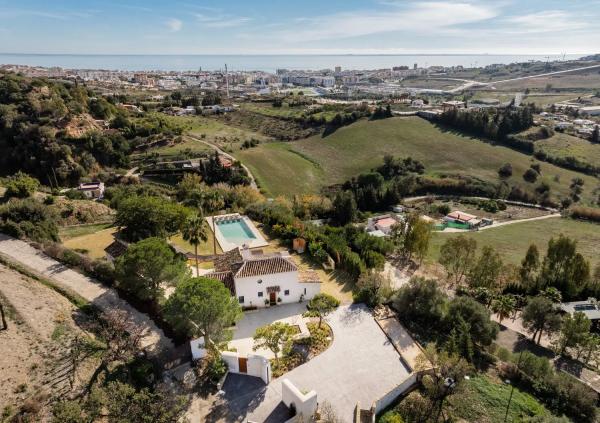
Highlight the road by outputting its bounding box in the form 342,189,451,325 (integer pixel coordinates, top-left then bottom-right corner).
187,135,258,190
0,234,175,359
404,64,600,94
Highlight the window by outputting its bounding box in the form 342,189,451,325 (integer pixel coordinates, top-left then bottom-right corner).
238,296,244,303
284,290,289,296
304,288,307,295
258,291,263,297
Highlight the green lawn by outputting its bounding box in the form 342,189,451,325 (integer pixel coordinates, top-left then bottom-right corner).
448,375,550,423
235,116,598,201
428,217,600,268
536,132,600,165
59,223,113,240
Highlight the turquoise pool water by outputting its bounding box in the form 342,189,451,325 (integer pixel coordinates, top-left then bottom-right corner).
217,219,257,244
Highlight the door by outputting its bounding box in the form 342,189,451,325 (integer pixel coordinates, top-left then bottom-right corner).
269,292,277,305
238,357,247,373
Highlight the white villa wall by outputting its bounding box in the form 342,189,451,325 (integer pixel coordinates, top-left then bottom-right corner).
373,372,418,415
235,271,319,308
247,354,271,384
281,379,318,420
190,336,207,360
221,351,271,384
222,351,239,373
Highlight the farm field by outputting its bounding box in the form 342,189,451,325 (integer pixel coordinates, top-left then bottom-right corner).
535,132,600,165
236,116,598,201
427,217,600,268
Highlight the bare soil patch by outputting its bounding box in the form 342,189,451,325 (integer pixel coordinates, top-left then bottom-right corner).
0,264,94,420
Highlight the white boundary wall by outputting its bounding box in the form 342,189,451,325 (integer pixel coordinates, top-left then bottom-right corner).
281,379,318,421
221,351,271,384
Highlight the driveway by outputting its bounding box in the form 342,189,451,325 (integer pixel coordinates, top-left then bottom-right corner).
0,234,175,360
212,304,411,423
230,302,309,358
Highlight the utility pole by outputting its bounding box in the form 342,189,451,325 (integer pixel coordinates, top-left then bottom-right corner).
224,63,230,100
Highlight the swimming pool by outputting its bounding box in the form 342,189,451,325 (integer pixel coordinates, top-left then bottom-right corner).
217,219,257,243
208,214,269,252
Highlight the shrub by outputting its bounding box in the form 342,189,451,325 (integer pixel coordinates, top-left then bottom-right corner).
523,168,539,183
92,260,115,285
570,206,600,223
4,172,40,198
379,410,404,423
62,249,83,267
498,163,513,178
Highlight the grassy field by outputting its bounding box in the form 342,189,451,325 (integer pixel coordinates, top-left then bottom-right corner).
235,116,598,201
242,103,340,123
62,226,117,259
536,132,600,165
134,115,268,159
168,233,222,256
59,223,113,240
237,142,325,196
428,217,600,268
448,375,550,422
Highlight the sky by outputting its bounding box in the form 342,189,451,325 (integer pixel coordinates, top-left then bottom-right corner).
0,0,599,55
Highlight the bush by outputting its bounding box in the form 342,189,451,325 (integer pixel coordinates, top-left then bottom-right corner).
379,410,404,423
65,189,87,200
523,168,539,183
4,172,40,198
498,163,513,178
570,206,600,223
92,260,116,285
0,198,59,242
62,249,83,267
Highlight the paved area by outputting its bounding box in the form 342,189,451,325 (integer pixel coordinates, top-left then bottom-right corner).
230,303,309,358
375,316,423,371
244,304,411,423
0,234,175,359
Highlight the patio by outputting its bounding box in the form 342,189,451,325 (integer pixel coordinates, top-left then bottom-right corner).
229,302,310,359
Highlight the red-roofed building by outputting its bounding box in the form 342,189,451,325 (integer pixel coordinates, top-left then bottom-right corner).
206,246,320,309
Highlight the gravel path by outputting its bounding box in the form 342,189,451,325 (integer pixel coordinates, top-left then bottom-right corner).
0,234,175,357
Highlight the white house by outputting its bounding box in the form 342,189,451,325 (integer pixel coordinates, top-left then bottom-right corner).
77,182,105,199
206,246,320,309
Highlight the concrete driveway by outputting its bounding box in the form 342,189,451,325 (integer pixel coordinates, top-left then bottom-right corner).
230,302,308,358
241,304,411,423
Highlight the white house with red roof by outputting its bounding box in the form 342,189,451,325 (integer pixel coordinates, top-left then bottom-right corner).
206,246,320,309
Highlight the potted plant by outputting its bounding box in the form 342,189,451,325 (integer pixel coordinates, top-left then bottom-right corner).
264,299,270,307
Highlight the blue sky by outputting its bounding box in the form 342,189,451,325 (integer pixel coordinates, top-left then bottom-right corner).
0,0,599,54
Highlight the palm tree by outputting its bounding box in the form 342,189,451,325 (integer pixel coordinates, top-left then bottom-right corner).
491,295,516,325
182,213,208,276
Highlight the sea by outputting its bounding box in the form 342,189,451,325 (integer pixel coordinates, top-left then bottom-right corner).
0,53,584,73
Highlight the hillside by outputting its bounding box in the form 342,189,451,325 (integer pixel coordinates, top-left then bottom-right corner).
237,116,598,201
0,72,182,186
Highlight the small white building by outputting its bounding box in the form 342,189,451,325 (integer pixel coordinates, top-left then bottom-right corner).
77,182,105,199
206,247,320,309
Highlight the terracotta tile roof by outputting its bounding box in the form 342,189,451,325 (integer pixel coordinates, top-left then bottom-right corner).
205,271,236,295
104,239,128,259
298,270,321,284
235,256,297,278
213,248,243,272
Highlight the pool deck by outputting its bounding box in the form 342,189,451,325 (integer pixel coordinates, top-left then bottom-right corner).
206,213,269,252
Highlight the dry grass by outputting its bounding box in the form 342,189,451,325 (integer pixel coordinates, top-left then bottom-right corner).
62,226,117,259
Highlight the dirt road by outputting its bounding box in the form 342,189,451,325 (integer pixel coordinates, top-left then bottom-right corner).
0,234,175,357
